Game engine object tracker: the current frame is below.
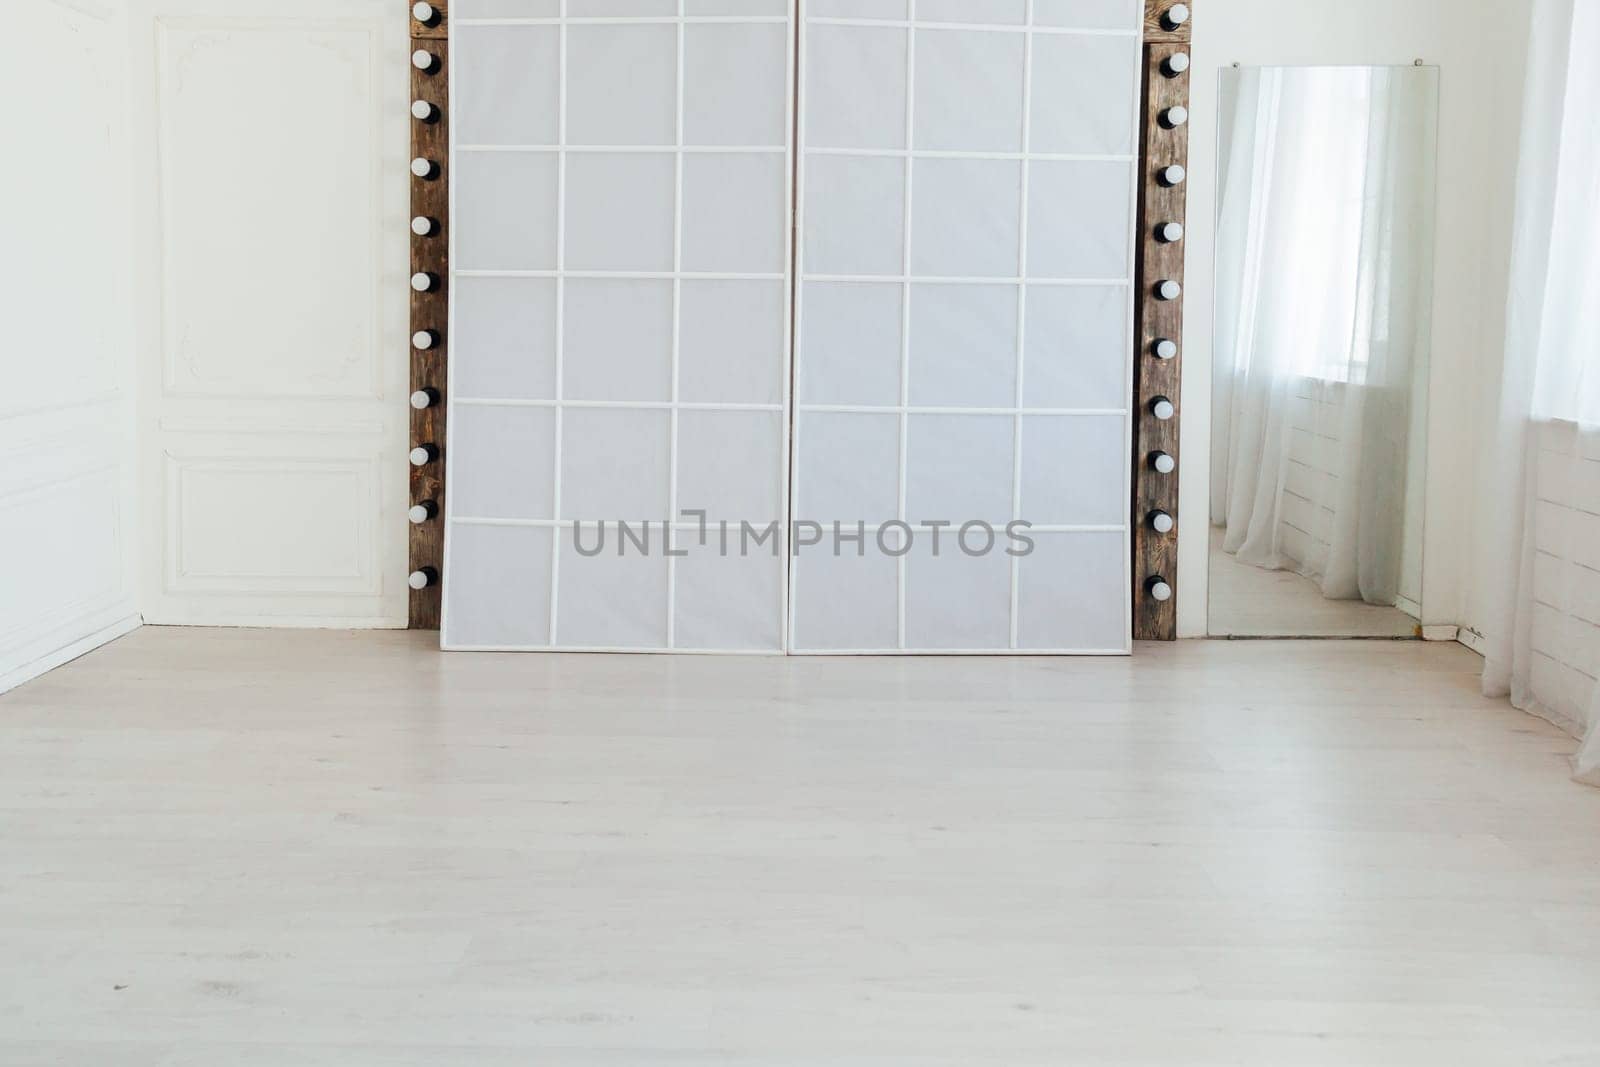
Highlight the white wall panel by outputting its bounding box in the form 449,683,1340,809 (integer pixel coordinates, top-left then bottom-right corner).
443,3,794,653
130,0,410,628
792,1,1139,653
0,0,141,693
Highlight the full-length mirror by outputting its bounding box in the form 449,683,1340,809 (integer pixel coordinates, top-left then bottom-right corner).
1209,65,1439,637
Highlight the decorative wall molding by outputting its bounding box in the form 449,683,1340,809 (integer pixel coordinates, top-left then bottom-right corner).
154,16,388,403
163,451,383,596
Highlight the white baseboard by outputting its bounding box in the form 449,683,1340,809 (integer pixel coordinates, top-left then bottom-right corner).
1420,624,1460,642
0,614,141,696
1457,626,1487,657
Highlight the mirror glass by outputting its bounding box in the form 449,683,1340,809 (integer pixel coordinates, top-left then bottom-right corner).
1208,66,1439,637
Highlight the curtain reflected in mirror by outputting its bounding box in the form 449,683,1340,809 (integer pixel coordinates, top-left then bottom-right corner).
1209,66,1439,637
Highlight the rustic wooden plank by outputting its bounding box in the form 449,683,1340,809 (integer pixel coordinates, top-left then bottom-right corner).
411,0,448,40
1131,7,1193,642
409,4,448,629
1142,0,1194,43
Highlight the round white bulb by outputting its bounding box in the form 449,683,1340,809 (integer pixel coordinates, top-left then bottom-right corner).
411,216,435,236
410,157,434,178
1151,511,1176,535
1166,4,1190,26
411,49,436,71
1162,164,1187,186
1153,452,1177,475
412,2,436,22
409,445,434,467
408,503,434,525
1157,280,1182,301
410,389,435,410
412,330,437,351
1152,398,1176,420
408,569,434,591
1159,222,1185,243
1155,339,1179,360
1164,106,1189,128
1150,580,1174,603
1165,53,1191,75
411,100,435,121
411,272,435,292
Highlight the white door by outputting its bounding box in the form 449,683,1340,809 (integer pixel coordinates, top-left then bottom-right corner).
129,0,411,627
441,0,794,653
790,0,1140,653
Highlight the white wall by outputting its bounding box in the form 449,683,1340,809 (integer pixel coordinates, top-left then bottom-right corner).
125,0,412,627
1179,0,1532,636
0,0,141,692
1520,420,1600,728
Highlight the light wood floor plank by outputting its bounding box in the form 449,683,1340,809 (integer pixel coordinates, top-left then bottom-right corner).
1,628,1596,1064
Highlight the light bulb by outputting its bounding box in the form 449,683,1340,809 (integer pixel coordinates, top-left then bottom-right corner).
411,272,437,292
1147,577,1174,602
1163,53,1191,76
410,157,437,179
412,2,438,24
1151,397,1176,420
412,330,438,351
1162,106,1189,128
1154,339,1179,360
1149,510,1176,534
412,49,437,72
411,216,436,236
1157,222,1184,243
408,567,438,591
408,501,438,524
1151,451,1177,474
410,388,439,410
1156,280,1182,301
410,444,438,466
411,100,438,122
1163,4,1190,28
1160,164,1187,186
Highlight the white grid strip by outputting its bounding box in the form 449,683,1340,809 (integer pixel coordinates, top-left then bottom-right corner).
1009,0,1035,650
807,17,1135,36
894,0,918,651
457,15,790,26
458,144,785,154
455,398,785,412
807,147,1133,162
548,0,569,644
667,0,686,648
454,519,1125,533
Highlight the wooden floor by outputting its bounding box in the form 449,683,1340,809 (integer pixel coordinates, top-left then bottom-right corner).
2,628,1598,1066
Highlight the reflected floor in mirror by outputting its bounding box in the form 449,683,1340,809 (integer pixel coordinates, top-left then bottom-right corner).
1209,529,1419,638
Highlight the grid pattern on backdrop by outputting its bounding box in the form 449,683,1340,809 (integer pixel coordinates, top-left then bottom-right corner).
790,0,1143,653
442,0,794,652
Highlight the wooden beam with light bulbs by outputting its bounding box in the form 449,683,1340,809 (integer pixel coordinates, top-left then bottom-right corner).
408,0,448,628
1132,0,1193,641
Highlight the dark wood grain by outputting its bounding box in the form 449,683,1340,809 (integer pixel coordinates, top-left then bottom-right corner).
411,0,448,39
1142,0,1194,43
1131,6,1193,642
410,2,448,629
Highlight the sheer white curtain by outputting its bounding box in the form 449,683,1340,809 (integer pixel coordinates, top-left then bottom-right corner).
1211,67,1435,606
1480,0,1600,784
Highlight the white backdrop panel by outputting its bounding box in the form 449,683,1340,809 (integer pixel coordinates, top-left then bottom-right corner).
443,3,793,653
792,0,1140,653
